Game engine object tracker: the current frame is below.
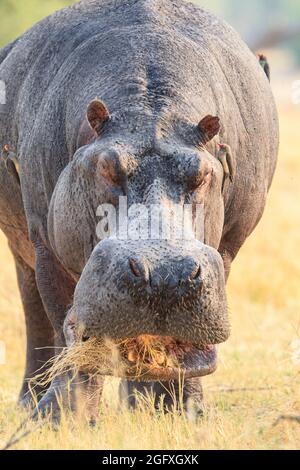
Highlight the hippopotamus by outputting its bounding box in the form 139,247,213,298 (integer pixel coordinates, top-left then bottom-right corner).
0,0,278,420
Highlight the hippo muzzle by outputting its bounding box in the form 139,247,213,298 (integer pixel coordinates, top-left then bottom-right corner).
64,237,229,380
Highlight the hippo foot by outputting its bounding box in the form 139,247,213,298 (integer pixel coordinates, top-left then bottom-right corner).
32,392,101,428
30,373,104,426
18,393,37,411
119,378,204,420
18,382,48,411
185,398,204,422
29,372,76,424
31,387,65,425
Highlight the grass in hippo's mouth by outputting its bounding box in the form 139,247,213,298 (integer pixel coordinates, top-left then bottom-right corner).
32,336,189,386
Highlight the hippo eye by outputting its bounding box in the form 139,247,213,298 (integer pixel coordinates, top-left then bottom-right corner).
200,169,213,187
189,169,212,191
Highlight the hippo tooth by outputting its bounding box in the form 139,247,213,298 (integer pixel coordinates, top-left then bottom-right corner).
127,350,138,363
154,352,166,366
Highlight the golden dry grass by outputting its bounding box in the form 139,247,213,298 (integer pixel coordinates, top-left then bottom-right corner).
32,335,185,388
0,105,299,450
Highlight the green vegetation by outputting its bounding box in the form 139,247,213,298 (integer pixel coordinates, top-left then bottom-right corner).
0,0,73,47
198,0,300,62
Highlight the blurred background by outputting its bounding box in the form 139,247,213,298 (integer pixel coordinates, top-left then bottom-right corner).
0,0,299,104
1,0,300,55
0,0,299,449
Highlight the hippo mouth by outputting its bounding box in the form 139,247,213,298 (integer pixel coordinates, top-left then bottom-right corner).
64,322,218,380
117,335,218,381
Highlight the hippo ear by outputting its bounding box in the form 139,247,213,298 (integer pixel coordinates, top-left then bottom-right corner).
198,115,221,144
86,99,110,135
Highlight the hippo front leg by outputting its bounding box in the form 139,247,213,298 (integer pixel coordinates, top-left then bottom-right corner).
0,158,54,407
119,378,203,419
35,371,104,424
32,240,103,423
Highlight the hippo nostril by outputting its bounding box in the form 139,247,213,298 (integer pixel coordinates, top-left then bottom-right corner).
129,258,142,278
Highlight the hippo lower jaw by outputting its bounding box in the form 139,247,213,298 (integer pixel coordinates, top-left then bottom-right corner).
65,319,218,380
118,338,218,381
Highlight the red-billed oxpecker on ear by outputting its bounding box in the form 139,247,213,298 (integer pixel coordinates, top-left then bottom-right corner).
1,144,19,184
257,53,270,82
217,143,235,191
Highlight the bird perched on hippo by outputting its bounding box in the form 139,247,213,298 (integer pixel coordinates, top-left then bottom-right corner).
257,53,271,81
0,0,278,421
1,144,19,180
215,144,234,189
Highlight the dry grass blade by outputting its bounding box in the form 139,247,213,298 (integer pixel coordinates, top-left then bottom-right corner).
273,415,300,426
32,336,182,387
208,386,276,393
2,416,48,451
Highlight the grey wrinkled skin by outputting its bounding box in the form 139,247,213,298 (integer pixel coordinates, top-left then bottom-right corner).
0,0,278,420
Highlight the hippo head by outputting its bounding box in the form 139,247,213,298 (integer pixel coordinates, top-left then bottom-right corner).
48,99,229,380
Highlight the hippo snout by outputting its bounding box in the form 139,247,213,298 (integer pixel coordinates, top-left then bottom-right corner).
65,238,229,379
126,255,202,302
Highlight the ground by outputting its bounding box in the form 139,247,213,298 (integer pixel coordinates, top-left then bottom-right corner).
0,106,299,450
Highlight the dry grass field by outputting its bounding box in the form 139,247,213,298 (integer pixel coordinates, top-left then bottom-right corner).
0,105,299,450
